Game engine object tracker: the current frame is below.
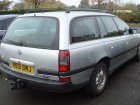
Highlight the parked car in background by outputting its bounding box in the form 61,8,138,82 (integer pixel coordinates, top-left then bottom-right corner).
131,27,140,33
0,14,19,74
0,15,19,40
0,9,140,96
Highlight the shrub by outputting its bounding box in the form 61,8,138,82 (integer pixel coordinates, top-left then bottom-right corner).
114,12,140,23
0,8,66,15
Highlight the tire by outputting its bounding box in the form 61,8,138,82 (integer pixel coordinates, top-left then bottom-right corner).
85,62,108,96
134,45,140,62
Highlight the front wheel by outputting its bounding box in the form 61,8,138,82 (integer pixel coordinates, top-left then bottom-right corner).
85,62,108,96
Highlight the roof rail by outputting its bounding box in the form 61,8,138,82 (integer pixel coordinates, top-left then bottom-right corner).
24,8,109,14
66,8,109,13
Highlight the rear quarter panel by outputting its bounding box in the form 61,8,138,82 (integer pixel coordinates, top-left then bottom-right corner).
69,39,109,84
69,39,109,72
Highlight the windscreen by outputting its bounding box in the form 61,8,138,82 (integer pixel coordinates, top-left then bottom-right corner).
3,17,59,50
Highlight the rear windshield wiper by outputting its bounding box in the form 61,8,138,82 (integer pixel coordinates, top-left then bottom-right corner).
16,41,27,47
3,39,27,47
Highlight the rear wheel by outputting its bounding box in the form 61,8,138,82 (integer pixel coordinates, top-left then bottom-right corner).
85,62,108,96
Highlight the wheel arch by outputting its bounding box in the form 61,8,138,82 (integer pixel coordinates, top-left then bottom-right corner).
97,57,111,70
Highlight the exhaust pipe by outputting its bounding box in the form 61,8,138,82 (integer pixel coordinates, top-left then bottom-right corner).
9,79,25,91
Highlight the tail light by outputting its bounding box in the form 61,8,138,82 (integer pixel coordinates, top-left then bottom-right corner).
59,50,70,72
59,50,71,82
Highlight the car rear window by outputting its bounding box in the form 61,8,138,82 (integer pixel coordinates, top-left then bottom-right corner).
3,17,59,50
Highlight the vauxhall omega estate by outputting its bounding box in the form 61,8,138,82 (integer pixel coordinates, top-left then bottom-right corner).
0,9,140,96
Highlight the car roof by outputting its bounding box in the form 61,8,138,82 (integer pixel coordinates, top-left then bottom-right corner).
0,14,19,21
19,11,115,20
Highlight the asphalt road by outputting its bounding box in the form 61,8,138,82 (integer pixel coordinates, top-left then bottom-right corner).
0,60,140,105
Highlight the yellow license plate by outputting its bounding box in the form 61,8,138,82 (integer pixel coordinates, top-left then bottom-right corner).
12,62,34,74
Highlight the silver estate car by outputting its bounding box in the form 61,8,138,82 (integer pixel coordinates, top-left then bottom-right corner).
0,9,140,96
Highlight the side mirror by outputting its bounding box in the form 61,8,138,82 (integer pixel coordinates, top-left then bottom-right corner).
128,29,133,34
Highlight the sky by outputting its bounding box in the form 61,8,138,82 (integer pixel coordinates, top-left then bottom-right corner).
12,0,140,6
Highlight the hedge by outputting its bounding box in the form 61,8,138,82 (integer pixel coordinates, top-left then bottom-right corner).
0,9,140,23
0,9,27,14
0,8,66,15
114,12,140,23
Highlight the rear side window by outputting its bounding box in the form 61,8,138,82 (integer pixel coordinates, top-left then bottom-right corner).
113,17,129,35
0,17,15,30
71,17,100,43
3,17,59,50
101,16,119,37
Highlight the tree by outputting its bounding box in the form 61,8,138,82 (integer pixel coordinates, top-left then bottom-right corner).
90,0,120,9
22,0,45,9
90,0,108,9
106,1,119,12
13,3,24,10
0,0,12,10
79,0,89,8
41,0,67,9
22,0,65,9
121,3,138,11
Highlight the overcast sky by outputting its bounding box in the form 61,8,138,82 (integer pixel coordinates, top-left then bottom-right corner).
12,0,140,6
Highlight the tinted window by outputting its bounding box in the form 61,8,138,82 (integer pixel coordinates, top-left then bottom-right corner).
3,17,15,30
101,16,119,37
0,17,15,30
113,17,129,35
0,21,5,30
3,17,59,50
96,17,107,37
71,17,100,43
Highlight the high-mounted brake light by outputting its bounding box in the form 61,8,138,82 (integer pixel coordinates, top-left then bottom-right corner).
59,50,70,72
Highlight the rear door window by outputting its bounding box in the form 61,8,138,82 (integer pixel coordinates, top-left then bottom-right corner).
113,17,129,35
101,16,119,37
3,17,59,50
71,17,100,43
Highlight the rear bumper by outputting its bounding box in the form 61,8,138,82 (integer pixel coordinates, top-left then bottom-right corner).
24,80,86,93
0,64,87,93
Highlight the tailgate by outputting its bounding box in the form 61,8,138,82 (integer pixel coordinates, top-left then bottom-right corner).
0,43,59,77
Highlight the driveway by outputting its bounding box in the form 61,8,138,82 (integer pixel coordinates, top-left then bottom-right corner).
0,60,140,105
